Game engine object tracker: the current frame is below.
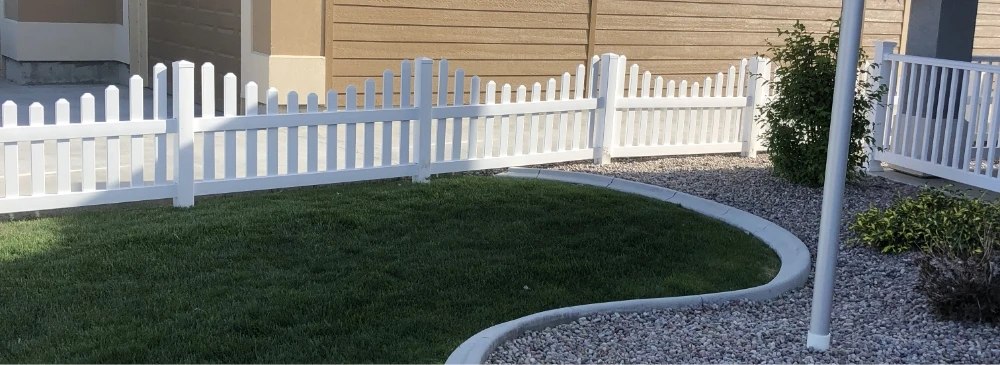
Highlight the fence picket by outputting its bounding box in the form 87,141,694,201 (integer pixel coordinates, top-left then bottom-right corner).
2,102,17,197
882,61,901,153
930,67,950,163
986,79,1000,177
896,63,918,154
55,99,71,193
224,73,238,179
287,91,300,174
625,64,639,146
267,87,280,176
484,81,498,158
638,71,652,146
686,82,698,144
499,84,512,157
664,80,676,145
920,66,940,161
909,64,931,157
436,59,449,162
558,73,571,151
81,94,97,191
700,77,712,143
452,69,465,160
29,104,44,195
202,63,216,182
724,66,737,143
129,76,145,187
346,86,358,169
544,78,556,152
514,85,528,156
153,63,168,185
105,87,121,189
975,73,996,174
650,76,664,146
245,82,259,177
586,56,600,148
382,70,394,166
364,79,376,168
951,70,972,168
307,93,320,172
574,64,587,149
966,72,989,171
711,73,724,144
468,76,482,160
529,83,541,154
400,60,412,165
327,90,340,171
988,95,1000,177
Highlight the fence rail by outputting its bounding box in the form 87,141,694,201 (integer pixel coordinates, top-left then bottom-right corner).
0,54,769,214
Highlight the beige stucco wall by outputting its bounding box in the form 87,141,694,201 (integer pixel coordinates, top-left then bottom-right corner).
242,0,326,105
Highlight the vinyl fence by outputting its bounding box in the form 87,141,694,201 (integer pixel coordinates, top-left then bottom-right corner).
871,41,1000,192
0,54,771,214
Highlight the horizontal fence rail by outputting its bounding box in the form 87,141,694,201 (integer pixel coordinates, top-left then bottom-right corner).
0,54,771,214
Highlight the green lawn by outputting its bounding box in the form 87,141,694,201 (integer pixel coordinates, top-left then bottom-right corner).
0,176,779,363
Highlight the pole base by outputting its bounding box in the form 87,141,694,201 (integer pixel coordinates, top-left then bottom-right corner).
807,332,831,351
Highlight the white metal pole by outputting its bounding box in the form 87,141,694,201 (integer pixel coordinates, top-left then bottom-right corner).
807,0,866,351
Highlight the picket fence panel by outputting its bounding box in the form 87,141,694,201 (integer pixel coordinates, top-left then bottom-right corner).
0,53,770,214
872,43,1000,193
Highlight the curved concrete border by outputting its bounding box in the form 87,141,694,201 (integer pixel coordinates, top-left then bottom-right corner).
445,168,812,364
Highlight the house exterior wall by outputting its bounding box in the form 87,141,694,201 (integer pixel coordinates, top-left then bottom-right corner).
975,0,1000,55
318,0,906,107
148,0,240,105
1,0,129,84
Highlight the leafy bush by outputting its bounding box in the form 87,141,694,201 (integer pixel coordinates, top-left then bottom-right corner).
850,186,1000,254
757,20,888,187
916,227,1000,324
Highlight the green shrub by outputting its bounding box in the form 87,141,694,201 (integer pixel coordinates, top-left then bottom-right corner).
916,227,1000,324
850,186,1000,254
757,20,888,187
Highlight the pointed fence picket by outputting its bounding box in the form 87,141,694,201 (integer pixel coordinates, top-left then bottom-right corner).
0,53,777,214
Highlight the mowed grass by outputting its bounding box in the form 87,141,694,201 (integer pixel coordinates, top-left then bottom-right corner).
0,176,779,363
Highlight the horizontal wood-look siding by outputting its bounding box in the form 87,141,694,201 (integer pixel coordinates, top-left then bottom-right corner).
595,0,905,83
975,0,1000,56
327,0,591,106
149,0,241,106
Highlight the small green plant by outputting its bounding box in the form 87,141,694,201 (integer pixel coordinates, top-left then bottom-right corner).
850,186,1000,254
916,225,1000,324
757,20,888,187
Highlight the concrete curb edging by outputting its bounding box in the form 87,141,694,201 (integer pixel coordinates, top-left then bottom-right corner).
445,168,812,364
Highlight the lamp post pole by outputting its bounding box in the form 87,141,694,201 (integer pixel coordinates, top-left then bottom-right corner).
807,0,867,351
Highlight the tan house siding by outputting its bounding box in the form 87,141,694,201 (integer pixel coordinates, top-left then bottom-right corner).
594,0,905,83
148,0,241,105
323,0,905,106
975,0,1000,56
326,0,592,106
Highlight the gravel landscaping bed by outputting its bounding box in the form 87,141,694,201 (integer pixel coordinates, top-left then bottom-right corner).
487,154,1000,364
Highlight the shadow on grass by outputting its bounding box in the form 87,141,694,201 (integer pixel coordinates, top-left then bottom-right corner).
0,175,779,363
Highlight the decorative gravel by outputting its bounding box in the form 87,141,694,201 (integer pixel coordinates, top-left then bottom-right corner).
487,154,1000,364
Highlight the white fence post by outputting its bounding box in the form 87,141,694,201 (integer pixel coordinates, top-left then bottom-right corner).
593,53,623,164
413,57,434,183
743,56,770,158
173,61,196,207
868,41,896,172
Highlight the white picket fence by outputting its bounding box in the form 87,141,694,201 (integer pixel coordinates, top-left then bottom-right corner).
871,42,1000,192
0,53,772,214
